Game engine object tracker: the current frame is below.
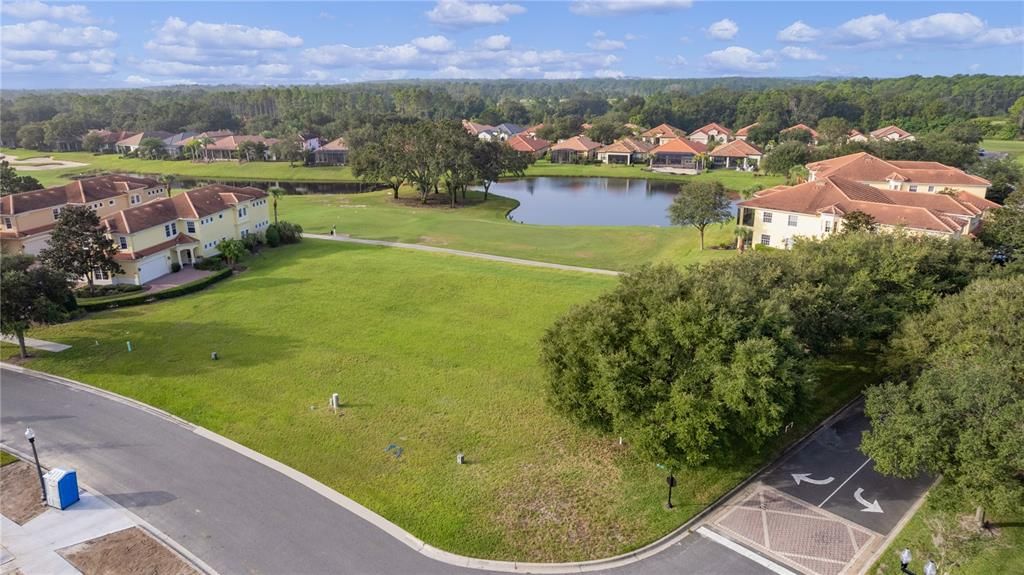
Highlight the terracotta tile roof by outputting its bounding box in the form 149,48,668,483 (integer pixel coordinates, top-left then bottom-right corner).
86,129,138,144
870,125,912,139
206,135,279,150
523,123,544,135
550,135,602,152
807,153,990,187
507,134,551,153
1,175,160,215
691,122,733,136
735,123,759,136
116,131,174,147
0,221,57,239
113,233,200,261
596,137,655,155
462,120,496,136
738,176,993,234
650,138,707,155
320,137,348,151
709,139,763,158
641,123,686,138
848,129,866,138
103,184,266,234
781,123,818,138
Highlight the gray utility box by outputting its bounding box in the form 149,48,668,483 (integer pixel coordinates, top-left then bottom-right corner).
43,468,80,510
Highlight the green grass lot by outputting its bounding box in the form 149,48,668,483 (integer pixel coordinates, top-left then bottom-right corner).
278,189,737,271
981,139,1024,164
2,241,874,561
0,451,18,466
870,489,1023,575
1,148,784,192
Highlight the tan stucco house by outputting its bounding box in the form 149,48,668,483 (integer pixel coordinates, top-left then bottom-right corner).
806,152,991,199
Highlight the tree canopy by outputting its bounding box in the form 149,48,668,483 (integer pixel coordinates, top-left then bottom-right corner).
0,254,76,358
667,181,733,250
0,160,42,196
38,205,123,287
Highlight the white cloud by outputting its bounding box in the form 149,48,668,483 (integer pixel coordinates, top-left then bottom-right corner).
1,19,117,74
148,17,302,53
836,14,899,44
830,12,1023,47
3,47,114,74
411,35,455,52
594,68,624,78
975,27,1024,45
588,38,626,51
477,34,511,50
426,0,525,27
1,20,116,49
306,43,427,70
0,0,94,24
707,19,738,40
543,70,583,79
703,46,777,73
570,0,692,16
780,46,825,61
777,20,820,43
667,55,688,66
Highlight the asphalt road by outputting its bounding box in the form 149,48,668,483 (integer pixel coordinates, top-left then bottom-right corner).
0,368,771,575
761,402,933,535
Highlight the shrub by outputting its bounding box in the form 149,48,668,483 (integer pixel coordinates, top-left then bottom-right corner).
194,256,226,271
78,268,232,312
277,221,303,244
74,284,143,298
218,239,247,265
265,225,281,247
242,232,263,253
171,262,182,273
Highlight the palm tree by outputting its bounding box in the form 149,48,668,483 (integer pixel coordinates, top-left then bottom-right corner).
198,136,214,161
160,174,176,198
183,140,202,162
734,226,753,252
267,186,284,224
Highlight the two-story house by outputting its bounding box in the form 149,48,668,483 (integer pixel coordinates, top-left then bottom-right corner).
100,184,270,285
687,123,732,145
806,152,991,199
0,175,165,255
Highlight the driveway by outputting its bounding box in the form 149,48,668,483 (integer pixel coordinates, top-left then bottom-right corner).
145,268,212,293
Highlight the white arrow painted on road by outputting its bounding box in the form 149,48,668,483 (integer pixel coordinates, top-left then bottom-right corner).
792,473,835,486
854,487,884,513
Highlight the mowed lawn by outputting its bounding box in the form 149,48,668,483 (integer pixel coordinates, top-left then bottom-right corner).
8,240,873,561
279,189,738,271
981,139,1024,165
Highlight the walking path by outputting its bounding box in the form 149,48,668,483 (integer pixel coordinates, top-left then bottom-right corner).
0,336,70,353
307,234,623,276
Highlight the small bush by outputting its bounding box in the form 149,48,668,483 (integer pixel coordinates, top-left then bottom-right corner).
75,284,143,298
79,268,232,312
276,221,303,244
265,225,281,247
171,262,182,273
194,257,226,271
242,232,264,253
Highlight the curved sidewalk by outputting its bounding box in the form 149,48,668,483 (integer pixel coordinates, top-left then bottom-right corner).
306,234,622,276
0,364,771,575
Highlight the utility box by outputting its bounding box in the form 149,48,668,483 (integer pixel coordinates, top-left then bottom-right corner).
43,468,80,510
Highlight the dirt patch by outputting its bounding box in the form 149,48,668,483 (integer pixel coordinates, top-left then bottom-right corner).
0,461,47,525
58,527,198,575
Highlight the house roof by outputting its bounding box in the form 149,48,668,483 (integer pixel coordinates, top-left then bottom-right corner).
641,123,686,139
870,125,912,139
86,130,138,144
738,176,996,234
163,132,199,146
806,152,991,187
1,174,160,215
550,135,602,152
848,129,866,138
735,123,760,136
691,122,733,136
781,123,819,138
709,139,763,158
207,135,279,150
495,123,524,135
113,233,200,261
463,120,496,136
103,184,267,234
650,138,707,155
523,123,544,134
116,131,174,147
507,134,551,153
596,137,655,155
319,137,348,151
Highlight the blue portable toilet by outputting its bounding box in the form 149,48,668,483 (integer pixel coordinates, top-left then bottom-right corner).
43,468,80,510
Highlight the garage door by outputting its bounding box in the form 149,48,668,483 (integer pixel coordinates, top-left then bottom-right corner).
137,255,170,284
21,233,51,255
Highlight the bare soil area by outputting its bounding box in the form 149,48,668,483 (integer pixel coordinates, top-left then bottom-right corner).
0,461,46,525
58,527,198,575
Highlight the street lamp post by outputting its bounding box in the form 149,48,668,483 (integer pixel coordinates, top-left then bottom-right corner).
666,473,676,509
25,428,46,503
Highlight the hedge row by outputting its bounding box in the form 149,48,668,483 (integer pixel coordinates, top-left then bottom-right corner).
78,268,232,312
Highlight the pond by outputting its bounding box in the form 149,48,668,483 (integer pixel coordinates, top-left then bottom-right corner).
117,174,382,195
487,177,738,227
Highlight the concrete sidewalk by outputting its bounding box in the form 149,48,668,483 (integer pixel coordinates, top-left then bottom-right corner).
0,336,70,353
1,492,134,575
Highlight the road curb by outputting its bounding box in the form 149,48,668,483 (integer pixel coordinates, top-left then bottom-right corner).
1,363,866,574
854,476,941,575
0,443,219,575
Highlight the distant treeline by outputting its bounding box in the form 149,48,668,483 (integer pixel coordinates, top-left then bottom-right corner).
3,75,1022,149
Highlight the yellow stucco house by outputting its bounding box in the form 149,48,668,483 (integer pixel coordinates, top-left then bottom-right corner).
806,152,990,199
101,184,271,285
1,175,166,255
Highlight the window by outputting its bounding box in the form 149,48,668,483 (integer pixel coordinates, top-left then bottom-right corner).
762,211,773,223
888,180,900,190
788,215,798,227
760,234,771,246
219,214,223,219
118,236,127,249
93,268,109,280
108,200,115,206
131,194,141,205
52,207,62,220
908,185,918,192
186,221,196,233
824,221,832,233
238,207,247,218
241,229,249,238
164,222,177,237
3,217,11,230
927,186,934,192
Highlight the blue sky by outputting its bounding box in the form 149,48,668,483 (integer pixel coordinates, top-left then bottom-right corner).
1,0,1022,89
